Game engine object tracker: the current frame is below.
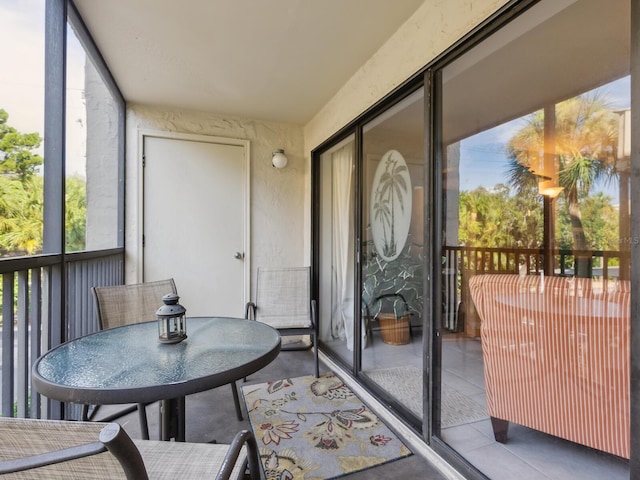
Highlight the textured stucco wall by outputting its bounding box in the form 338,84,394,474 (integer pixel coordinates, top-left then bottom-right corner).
125,105,305,294
85,56,119,250
303,0,509,152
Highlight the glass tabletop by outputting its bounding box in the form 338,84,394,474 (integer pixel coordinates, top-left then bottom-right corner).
33,317,281,404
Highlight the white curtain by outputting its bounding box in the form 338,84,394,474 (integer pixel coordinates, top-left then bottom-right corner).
331,146,366,350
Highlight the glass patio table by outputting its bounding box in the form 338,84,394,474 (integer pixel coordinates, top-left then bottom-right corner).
32,317,281,441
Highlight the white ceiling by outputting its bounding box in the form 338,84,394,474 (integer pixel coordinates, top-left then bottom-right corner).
442,0,629,144
73,0,425,125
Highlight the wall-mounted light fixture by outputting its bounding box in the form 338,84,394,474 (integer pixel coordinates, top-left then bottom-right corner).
538,177,563,198
528,156,563,198
272,149,288,169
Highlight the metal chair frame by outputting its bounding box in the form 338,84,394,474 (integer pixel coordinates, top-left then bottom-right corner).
0,418,260,480
245,267,319,378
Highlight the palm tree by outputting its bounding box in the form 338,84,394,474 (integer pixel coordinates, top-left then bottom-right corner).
375,153,409,258
373,189,391,252
507,92,618,275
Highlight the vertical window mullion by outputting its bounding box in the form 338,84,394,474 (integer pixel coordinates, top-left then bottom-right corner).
629,0,640,475
43,0,67,419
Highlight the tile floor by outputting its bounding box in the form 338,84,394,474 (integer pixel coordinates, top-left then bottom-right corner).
440,334,629,480
327,329,630,479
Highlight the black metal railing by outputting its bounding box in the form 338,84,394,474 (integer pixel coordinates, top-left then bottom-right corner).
0,249,123,419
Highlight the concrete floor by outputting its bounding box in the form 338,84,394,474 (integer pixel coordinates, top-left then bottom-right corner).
102,348,449,479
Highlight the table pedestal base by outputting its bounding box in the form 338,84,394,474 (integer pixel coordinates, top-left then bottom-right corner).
160,397,185,441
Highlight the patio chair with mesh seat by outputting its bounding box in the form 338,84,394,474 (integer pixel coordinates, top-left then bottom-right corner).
0,417,260,480
245,266,319,378
88,279,244,439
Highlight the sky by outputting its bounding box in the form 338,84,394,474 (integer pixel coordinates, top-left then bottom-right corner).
0,1,45,135
1,0,87,177
458,76,632,203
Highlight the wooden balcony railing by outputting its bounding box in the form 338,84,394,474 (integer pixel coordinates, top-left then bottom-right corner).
442,246,626,334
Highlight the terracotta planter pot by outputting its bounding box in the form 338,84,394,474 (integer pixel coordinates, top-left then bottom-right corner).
377,313,411,345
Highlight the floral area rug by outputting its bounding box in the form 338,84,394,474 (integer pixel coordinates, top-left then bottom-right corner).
241,372,412,480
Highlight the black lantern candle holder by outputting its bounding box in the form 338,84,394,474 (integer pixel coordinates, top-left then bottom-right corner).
156,293,187,344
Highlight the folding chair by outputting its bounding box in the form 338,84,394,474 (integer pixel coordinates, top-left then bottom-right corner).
0,418,259,480
245,267,319,378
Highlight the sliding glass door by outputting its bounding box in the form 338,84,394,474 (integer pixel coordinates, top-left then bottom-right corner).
360,89,425,422
314,1,635,478
316,87,425,423
437,0,631,478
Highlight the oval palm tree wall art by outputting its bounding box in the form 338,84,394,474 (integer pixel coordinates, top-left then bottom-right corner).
370,150,412,261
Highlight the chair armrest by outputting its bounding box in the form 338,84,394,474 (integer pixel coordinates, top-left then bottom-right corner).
0,442,107,474
216,429,261,480
245,302,256,320
100,423,149,479
0,423,148,480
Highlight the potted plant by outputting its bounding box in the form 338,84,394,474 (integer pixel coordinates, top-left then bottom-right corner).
371,292,412,345
362,242,423,345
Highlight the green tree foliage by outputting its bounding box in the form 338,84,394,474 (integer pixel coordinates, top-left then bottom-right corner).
0,109,87,257
0,170,88,257
0,109,43,180
0,109,44,256
458,185,617,254
0,176,43,255
65,176,87,252
459,184,542,249
556,192,619,251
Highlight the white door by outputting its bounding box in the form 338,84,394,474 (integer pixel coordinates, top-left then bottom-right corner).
142,133,249,317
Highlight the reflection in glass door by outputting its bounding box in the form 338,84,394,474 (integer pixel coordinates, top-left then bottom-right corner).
360,89,425,422
438,0,631,478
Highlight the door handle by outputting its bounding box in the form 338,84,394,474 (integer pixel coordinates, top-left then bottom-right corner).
234,252,244,260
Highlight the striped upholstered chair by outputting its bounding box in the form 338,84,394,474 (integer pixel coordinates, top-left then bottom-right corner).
0,418,259,479
469,273,630,458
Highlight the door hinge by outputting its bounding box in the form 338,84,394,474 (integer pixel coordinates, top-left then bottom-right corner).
142,235,145,248
142,154,146,168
